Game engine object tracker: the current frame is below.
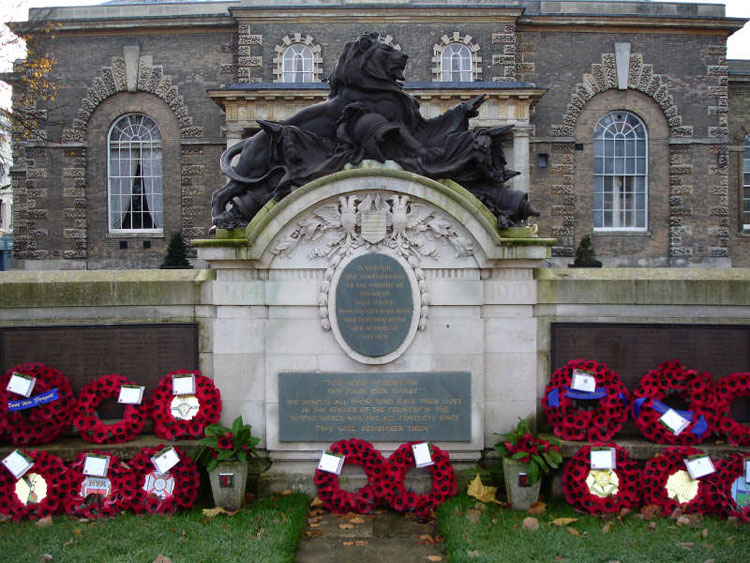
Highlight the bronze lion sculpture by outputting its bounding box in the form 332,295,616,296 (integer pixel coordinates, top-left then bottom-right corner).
211,32,538,229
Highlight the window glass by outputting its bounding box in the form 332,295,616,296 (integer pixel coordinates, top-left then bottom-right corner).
282,44,314,83
108,114,163,233
593,111,648,230
441,43,472,82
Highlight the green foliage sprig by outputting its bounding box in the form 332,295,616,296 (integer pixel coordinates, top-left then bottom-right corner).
494,418,563,485
194,416,260,472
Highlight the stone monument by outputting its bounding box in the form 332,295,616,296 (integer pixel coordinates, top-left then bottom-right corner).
196,34,555,490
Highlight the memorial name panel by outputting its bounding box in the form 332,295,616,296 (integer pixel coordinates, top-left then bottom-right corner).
279,372,470,441
335,253,413,358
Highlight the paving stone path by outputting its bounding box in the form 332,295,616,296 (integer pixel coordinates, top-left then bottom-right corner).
296,508,445,562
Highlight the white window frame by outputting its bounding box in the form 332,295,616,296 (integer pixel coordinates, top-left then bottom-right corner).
440,42,472,82
282,43,314,83
743,135,750,230
593,111,648,231
107,114,163,235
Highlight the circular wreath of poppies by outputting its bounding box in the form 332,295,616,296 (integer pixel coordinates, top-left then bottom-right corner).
150,370,222,440
704,453,750,521
72,374,150,444
313,438,390,514
562,443,640,515
0,450,73,521
0,362,75,445
642,446,711,516
386,442,457,520
542,359,630,441
130,445,199,516
64,451,137,518
713,372,750,447
631,360,716,445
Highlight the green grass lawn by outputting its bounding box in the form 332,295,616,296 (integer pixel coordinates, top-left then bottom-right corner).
0,493,309,563
438,494,750,563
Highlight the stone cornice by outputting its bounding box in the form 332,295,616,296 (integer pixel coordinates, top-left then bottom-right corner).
518,14,747,35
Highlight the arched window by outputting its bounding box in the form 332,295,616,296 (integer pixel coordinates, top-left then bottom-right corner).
744,136,750,230
594,111,648,230
108,114,163,233
440,42,472,82
282,43,314,83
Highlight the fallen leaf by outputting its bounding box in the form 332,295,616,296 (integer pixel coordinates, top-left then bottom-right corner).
72,529,82,537
727,537,734,545
342,541,354,546
281,489,292,495
305,530,324,538
617,508,630,520
677,542,694,550
153,556,171,563
41,555,53,562
339,523,354,530
308,522,320,528
602,522,613,533
201,507,238,519
63,539,75,547
465,509,482,524
566,527,581,537
354,540,368,547
648,522,657,530
528,502,546,515
639,504,660,520
522,517,539,531
467,474,501,504
310,497,324,507
551,518,578,527
467,551,480,558
36,516,53,527
702,529,709,539
426,556,443,562
349,517,365,525
670,507,683,520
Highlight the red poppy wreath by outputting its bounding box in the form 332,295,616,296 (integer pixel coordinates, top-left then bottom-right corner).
313,438,390,514
0,362,75,445
641,446,712,516
130,445,200,515
713,372,750,447
631,360,715,445
73,374,149,444
64,451,137,518
562,443,640,515
150,370,222,440
386,442,457,519
0,450,73,521
542,359,630,441
704,453,750,522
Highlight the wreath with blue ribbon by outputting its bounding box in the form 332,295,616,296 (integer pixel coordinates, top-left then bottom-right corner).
0,363,75,445
631,360,714,445
542,359,630,441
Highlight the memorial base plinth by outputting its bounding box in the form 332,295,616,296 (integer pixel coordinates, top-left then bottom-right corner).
503,458,542,510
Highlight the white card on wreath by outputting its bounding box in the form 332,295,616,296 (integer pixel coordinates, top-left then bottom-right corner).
412,442,435,468
659,408,690,436
151,447,180,474
317,451,344,475
83,453,110,477
590,447,616,470
172,373,196,395
744,458,750,484
571,370,596,393
118,385,145,405
2,450,34,479
6,372,36,398
684,455,716,480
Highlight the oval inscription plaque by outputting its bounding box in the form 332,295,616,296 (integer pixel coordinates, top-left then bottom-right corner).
333,253,416,361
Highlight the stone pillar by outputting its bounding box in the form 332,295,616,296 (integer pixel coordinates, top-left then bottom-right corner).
511,125,531,193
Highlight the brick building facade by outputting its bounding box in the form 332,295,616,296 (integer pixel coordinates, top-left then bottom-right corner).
5,0,749,269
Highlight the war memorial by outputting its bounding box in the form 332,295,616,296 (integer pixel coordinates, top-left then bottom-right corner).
1,4,750,558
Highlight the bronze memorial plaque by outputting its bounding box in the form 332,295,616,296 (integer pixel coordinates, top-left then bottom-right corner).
279,372,471,442
333,253,414,358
